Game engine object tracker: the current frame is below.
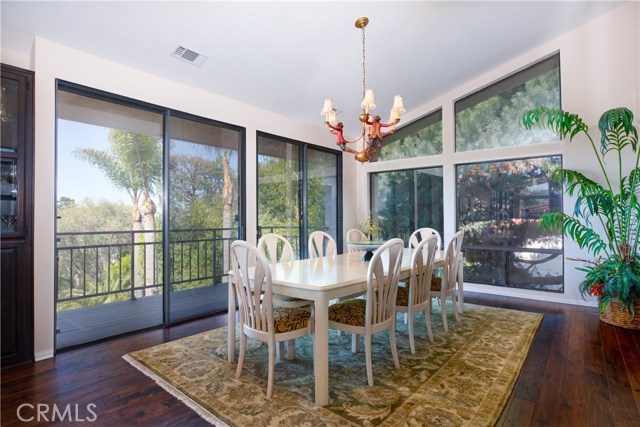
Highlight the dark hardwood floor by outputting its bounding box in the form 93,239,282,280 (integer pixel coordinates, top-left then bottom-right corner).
2,292,639,426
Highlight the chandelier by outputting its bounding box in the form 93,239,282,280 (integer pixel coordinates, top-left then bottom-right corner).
321,17,405,164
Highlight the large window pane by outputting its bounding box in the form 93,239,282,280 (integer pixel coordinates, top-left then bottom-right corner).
257,135,301,253
56,89,164,348
168,116,241,322
456,156,563,291
455,54,560,152
372,109,442,161
307,148,339,241
371,167,443,244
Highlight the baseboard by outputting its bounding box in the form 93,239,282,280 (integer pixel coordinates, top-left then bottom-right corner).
34,350,54,361
463,283,597,307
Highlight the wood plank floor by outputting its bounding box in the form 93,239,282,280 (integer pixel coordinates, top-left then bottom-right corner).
2,292,639,426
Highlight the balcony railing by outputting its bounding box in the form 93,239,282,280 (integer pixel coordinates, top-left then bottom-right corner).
56,228,237,307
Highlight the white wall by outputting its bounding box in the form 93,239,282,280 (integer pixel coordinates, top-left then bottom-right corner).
358,2,640,306
3,37,356,360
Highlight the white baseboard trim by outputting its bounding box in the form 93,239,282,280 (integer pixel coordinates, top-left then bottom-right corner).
34,350,55,361
463,282,597,307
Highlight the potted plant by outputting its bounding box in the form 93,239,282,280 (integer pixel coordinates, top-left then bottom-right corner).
522,106,640,328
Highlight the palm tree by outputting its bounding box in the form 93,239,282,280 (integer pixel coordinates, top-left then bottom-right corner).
75,129,162,297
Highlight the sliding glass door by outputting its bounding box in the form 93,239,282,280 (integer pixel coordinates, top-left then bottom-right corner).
257,132,342,258
167,115,243,322
55,83,245,348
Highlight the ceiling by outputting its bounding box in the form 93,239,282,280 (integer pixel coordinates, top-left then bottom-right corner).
1,1,625,133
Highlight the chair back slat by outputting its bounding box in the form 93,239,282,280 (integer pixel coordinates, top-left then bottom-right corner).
308,231,337,259
346,228,368,253
410,235,438,305
231,241,273,333
257,233,295,264
366,238,404,326
409,227,442,250
442,231,464,291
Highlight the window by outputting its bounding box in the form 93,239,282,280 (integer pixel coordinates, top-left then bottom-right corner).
455,54,560,152
257,132,342,257
370,167,443,244
456,157,563,291
372,109,442,162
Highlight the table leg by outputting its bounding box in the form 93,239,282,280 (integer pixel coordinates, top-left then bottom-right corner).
228,278,236,363
313,293,330,406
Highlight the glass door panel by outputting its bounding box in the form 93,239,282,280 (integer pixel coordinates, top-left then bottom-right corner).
306,147,339,246
257,135,301,255
56,89,164,349
167,116,242,322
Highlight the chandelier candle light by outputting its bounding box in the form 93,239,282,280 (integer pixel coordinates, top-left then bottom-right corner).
321,17,405,163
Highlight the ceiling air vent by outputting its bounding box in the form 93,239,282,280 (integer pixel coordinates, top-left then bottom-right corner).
170,45,209,67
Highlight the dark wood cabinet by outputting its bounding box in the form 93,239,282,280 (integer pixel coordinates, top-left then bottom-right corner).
1,64,34,367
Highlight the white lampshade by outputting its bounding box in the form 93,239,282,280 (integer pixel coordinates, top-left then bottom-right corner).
392,95,405,114
321,99,334,116
327,110,338,126
361,89,376,111
388,109,400,124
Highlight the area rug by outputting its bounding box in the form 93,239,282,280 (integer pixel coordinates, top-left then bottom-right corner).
124,303,542,426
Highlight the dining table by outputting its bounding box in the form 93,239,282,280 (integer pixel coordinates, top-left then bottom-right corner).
227,247,455,406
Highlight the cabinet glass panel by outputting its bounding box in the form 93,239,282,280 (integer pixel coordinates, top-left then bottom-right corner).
1,78,19,153
0,159,18,232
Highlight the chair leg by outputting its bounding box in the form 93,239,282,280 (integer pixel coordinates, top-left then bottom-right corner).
425,300,434,341
404,312,408,325
365,333,373,387
452,294,460,322
236,334,246,378
390,320,400,369
352,333,360,353
442,297,449,332
407,311,415,354
276,342,285,361
267,339,275,399
286,339,295,360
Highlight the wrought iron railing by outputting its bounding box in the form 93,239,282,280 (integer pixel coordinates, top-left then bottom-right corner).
56,228,237,305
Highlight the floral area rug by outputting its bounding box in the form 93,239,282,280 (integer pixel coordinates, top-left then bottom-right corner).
124,303,542,426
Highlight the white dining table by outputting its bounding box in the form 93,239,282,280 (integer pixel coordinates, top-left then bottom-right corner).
227,247,453,406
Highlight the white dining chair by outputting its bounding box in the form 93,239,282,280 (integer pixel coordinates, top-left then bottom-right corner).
430,230,464,332
409,227,442,250
257,233,314,359
346,228,368,253
308,230,337,258
395,235,438,353
328,238,404,386
230,240,313,399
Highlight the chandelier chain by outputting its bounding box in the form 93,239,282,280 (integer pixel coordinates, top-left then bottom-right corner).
361,26,366,103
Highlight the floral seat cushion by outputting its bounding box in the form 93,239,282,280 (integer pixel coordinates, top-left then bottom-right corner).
396,286,410,307
431,276,442,292
273,306,311,333
328,299,366,327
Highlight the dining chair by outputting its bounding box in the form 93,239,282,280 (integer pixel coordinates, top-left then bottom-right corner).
395,235,438,353
328,238,404,386
257,233,314,359
408,227,442,250
346,228,368,253
308,230,337,258
430,230,464,332
230,240,313,399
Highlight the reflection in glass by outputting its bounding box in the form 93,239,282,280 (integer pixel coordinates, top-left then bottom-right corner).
1,78,19,152
371,167,443,244
456,156,563,292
